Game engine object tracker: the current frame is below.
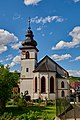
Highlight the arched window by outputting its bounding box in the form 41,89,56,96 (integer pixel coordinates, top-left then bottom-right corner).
35,77,37,93
41,76,46,93
61,81,64,88
50,76,54,93
61,90,65,97
26,51,29,59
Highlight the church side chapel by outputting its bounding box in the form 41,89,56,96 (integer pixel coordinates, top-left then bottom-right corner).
20,19,70,100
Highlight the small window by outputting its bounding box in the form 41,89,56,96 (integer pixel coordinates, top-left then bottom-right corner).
50,76,54,93
41,76,46,93
26,68,29,72
35,77,37,93
26,51,30,59
61,90,65,97
61,81,64,88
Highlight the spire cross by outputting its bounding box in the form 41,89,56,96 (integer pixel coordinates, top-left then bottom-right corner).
28,17,31,30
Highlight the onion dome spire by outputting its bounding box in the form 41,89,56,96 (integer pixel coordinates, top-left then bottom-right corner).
28,17,31,30
22,17,37,47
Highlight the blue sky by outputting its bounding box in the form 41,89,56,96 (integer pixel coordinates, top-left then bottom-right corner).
0,0,80,76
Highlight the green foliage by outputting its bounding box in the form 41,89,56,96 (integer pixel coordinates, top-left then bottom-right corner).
27,110,38,120
1,111,38,120
12,93,20,105
69,76,80,82
0,112,17,120
56,98,70,116
42,112,48,120
0,64,19,110
47,100,55,106
0,104,56,120
18,113,28,120
17,98,27,109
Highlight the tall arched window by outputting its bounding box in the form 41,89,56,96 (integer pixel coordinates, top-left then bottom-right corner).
61,90,65,97
35,77,37,93
26,51,29,59
41,76,46,93
61,81,64,88
50,76,54,93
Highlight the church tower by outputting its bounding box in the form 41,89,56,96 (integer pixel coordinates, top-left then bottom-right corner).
20,18,39,99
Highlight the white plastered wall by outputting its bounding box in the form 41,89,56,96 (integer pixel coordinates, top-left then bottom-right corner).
57,78,70,98
20,79,33,98
33,72,56,100
20,48,38,99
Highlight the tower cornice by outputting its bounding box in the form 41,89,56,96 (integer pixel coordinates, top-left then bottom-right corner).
19,46,39,52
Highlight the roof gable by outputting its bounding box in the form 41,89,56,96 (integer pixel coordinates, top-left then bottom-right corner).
34,56,56,72
34,55,69,78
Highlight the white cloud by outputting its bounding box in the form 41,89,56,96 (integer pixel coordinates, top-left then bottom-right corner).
11,41,21,49
37,27,42,31
0,45,7,53
70,56,80,62
24,0,42,5
50,54,71,61
31,16,64,24
49,32,53,35
68,70,80,77
10,69,20,73
0,60,3,63
13,14,21,20
9,55,21,67
52,26,80,50
73,0,80,3
0,29,18,53
42,33,45,37
75,56,80,60
6,54,13,61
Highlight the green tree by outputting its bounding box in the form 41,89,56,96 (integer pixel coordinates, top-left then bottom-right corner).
0,64,19,110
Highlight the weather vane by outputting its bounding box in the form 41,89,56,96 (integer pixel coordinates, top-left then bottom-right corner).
28,17,31,30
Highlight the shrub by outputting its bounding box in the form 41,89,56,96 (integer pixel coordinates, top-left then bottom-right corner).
42,112,48,120
47,100,55,106
18,111,38,120
18,113,28,120
27,110,38,120
17,98,27,109
0,112,13,120
12,93,20,105
7,100,13,105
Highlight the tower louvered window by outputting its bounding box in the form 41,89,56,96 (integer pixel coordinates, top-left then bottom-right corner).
26,51,29,59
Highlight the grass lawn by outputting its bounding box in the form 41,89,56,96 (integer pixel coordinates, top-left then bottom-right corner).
0,104,56,120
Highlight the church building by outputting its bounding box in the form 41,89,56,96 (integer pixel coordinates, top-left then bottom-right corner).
20,19,70,100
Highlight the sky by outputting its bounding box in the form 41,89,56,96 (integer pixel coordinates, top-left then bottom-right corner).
0,0,80,77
